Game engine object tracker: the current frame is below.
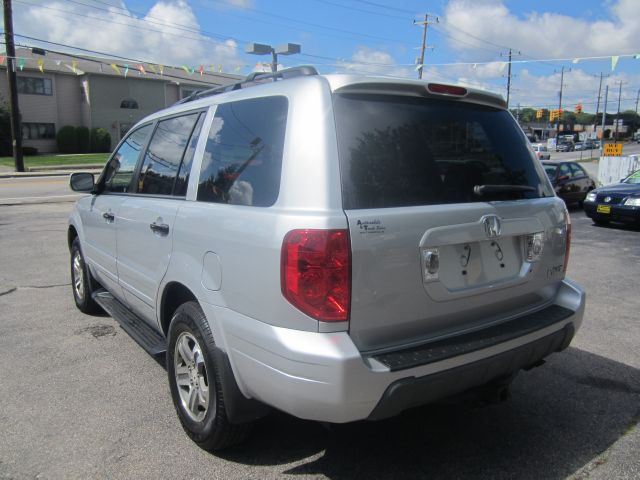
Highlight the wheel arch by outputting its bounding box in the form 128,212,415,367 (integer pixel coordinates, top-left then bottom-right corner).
160,281,198,337
68,225,79,251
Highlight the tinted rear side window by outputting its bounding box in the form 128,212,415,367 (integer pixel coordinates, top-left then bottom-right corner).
197,96,287,207
333,94,551,209
137,112,201,196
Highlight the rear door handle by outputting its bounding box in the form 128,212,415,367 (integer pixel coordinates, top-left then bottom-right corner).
150,222,170,236
102,212,115,222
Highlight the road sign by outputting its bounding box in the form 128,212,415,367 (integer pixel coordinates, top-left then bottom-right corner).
603,143,623,156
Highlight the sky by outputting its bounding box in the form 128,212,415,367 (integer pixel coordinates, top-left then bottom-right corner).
8,0,640,113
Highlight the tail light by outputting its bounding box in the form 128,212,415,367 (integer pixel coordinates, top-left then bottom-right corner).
281,229,350,322
562,210,572,273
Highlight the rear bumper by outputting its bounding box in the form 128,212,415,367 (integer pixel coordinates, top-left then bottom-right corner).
208,278,585,423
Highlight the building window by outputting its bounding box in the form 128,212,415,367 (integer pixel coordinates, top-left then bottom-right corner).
22,123,55,140
181,88,200,99
120,98,139,109
17,77,52,95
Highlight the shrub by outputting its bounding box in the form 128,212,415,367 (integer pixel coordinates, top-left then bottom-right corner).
90,127,111,153
22,146,38,156
57,125,78,153
76,126,90,153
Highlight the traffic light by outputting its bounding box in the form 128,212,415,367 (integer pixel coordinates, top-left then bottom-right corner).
536,109,543,119
574,103,583,114
549,109,558,121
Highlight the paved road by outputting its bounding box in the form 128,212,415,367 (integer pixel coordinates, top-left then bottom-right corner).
0,203,638,479
0,176,84,205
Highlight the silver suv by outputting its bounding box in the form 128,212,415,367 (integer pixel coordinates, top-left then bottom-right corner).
68,67,585,451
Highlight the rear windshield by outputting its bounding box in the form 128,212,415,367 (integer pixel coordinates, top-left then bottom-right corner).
333,94,552,209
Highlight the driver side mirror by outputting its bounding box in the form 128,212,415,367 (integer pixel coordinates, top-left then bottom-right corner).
69,172,95,193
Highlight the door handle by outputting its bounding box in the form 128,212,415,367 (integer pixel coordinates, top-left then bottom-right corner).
150,222,170,236
102,212,115,222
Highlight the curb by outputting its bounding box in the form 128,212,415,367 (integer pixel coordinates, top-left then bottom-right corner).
0,169,102,179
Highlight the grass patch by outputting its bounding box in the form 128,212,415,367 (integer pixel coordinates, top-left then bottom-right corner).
0,153,109,169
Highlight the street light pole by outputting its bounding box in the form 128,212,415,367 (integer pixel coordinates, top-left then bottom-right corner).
246,42,301,73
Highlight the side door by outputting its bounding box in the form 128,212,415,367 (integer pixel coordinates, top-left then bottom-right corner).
80,124,154,300
555,162,576,202
569,162,592,199
116,111,205,326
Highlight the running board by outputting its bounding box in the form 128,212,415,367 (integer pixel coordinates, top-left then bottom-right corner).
93,289,166,356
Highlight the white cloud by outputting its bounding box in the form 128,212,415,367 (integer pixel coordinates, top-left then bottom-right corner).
338,47,413,78
14,1,242,67
443,0,640,59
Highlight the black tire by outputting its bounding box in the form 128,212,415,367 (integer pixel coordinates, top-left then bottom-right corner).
167,301,251,451
70,237,101,314
594,218,609,226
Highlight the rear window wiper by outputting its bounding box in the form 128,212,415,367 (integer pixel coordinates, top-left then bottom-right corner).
473,184,537,196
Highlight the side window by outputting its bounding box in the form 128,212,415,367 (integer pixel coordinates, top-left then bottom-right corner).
559,163,571,179
137,113,200,196
197,96,288,207
103,124,153,193
174,114,205,197
569,163,586,178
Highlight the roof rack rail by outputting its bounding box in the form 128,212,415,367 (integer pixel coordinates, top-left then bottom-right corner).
175,65,319,105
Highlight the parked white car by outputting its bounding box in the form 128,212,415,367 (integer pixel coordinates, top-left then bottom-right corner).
532,144,551,160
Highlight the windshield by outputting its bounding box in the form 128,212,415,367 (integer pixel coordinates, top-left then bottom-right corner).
623,170,640,184
333,94,553,209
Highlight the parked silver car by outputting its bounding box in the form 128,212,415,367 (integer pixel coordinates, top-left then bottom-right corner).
68,67,585,451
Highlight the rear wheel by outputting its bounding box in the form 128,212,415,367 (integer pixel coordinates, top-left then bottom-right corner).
70,237,100,314
167,301,251,451
594,218,609,226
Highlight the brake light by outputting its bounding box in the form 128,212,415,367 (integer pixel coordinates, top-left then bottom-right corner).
563,210,572,273
427,83,467,96
281,229,351,322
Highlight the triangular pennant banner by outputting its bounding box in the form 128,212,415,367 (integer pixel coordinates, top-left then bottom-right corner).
37,59,44,73
111,63,121,75
218,64,223,73
124,64,129,78
18,58,25,71
148,64,157,74
72,60,77,74
159,64,164,75
0,55,5,65
181,65,189,74
472,63,477,69
198,65,204,77
138,64,146,75
611,55,619,71
55,60,61,66
499,62,508,72
634,54,640,60
572,58,580,64
234,65,241,72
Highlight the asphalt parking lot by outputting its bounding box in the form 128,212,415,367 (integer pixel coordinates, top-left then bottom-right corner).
0,200,638,480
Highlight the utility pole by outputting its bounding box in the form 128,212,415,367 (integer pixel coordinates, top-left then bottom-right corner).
555,66,568,141
614,80,623,143
635,88,639,114
414,14,437,79
501,48,519,108
3,0,24,172
601,85,608,145
593,73,608,138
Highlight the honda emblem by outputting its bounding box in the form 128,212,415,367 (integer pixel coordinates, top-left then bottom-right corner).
482,215,502,238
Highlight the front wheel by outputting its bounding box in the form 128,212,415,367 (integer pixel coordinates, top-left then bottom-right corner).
167,301,251,451
70,237,100,314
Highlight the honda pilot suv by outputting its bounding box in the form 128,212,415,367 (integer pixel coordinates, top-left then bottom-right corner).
68,67,585,451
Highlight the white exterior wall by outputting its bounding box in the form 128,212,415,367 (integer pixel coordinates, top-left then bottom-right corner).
598,155,640,186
